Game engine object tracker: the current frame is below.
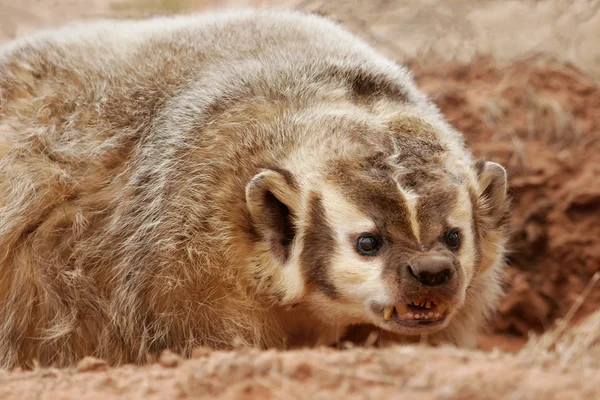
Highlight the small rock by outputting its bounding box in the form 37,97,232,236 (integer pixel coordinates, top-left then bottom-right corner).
94,375,116,390
191,346,212,359
39,368,59,378
159,349,181,368
76,356,108,373
289,361,313,380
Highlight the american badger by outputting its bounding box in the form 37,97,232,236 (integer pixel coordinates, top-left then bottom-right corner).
0,9,509,369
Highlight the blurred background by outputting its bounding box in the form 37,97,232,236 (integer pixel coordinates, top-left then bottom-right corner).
2,0,599,353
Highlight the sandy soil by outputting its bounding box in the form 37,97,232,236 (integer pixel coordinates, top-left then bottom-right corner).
2,343,600,400
1,0,599,398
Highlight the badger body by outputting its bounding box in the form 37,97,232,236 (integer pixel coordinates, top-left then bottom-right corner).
0,9,509,369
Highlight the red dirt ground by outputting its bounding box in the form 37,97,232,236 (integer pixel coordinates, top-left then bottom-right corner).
2,344,599,400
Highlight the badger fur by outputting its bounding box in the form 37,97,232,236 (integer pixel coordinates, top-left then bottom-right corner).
0,9,510,369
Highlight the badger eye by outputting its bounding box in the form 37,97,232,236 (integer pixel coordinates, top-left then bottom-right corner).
356,234,382,256
443,229,461,251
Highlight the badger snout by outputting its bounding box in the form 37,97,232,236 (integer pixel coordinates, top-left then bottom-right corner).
375,253,463,328
398,254,460,298
405,255,454,287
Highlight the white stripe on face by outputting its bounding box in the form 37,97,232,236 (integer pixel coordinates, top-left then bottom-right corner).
397,184,421,244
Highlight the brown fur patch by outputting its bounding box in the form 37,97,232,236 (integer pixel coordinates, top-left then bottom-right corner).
319,65,410,104
300,192,339,299
388,117,448,170
415,182,460,245
385,117,463,247
326,159,415,242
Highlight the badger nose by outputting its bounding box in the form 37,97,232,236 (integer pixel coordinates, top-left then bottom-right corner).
407,256,453,287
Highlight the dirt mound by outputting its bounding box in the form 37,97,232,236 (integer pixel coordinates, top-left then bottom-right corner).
2,341,599,400
412,57,600,338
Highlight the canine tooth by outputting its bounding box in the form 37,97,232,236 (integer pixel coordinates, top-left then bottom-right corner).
426,302,431,309
384,307,393,321
395,304,408,315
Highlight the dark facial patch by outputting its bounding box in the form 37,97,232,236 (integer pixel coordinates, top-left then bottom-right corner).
300,192,338,299
386,116,464,247
326,159,416,245
414,180,460,246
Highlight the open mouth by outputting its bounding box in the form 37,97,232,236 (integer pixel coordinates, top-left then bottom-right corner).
382,298,453,323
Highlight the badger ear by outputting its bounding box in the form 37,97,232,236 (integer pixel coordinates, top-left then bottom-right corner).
245,168,300,263
475,159,509,226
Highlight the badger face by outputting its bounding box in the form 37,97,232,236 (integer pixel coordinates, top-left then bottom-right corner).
245,118,509,339
313,164,491,336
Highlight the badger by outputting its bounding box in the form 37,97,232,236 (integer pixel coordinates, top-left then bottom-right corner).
0,9,510,369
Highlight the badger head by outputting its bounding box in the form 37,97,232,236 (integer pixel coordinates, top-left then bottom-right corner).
244,115,509,344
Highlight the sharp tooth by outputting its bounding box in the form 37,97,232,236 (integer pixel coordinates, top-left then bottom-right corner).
426,302,431,309
395,304,408,315
384,307,393,321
